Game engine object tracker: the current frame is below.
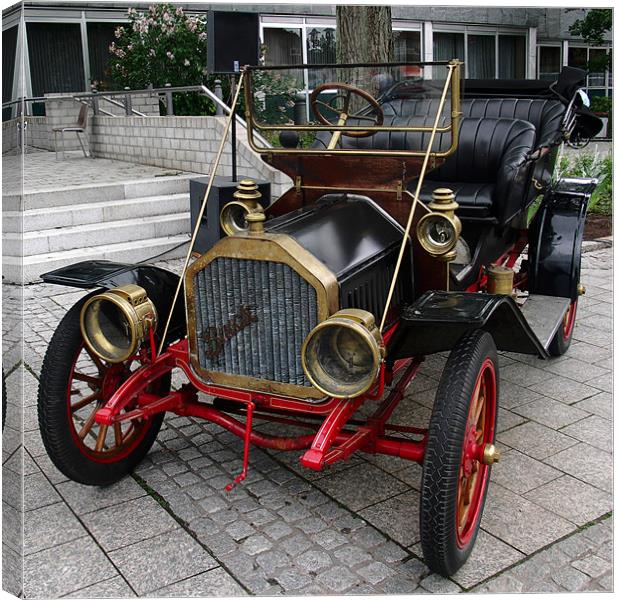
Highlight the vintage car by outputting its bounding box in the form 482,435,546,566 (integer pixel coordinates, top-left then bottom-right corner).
37,60,601,576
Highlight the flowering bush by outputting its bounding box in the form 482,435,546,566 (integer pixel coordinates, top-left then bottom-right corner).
108,4,220,115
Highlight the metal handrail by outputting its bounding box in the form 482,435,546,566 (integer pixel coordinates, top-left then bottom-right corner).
3,83,272,148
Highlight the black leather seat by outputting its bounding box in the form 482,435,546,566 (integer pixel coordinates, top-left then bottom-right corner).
312,115,537,224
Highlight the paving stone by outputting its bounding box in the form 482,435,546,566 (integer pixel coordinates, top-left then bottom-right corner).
295,548,333,572
239,534,272,556
314,463,409,511
81,495,179,552
225,520,256,542
419,572,463,593
490,450,562,494
255,549,293,576
528,376,600,405
109,528,218,595
497,421,578,460
524,475,613,526
279,532,313,557
316,565,361,592
573,392,613,420
550,564,593,591
24,502,88,556
24,472,62,511
512,397,589,429
371,541,409,564
153,567,247,596
500,362,549,386
262,520,294,542
24,535,118,598
572,555,612,578
271,567,312,591
359,490,420,547
333,544,373,567
481,484,575,554
357,561,396,584
56,476,146,515
561,414,612,453
451,529,525,589
63,575,137,598
544,443,612,493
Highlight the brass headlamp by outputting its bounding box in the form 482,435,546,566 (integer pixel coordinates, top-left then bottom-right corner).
301,308,384,399
416,188,461,260
80,284,157,363
220,179,264,236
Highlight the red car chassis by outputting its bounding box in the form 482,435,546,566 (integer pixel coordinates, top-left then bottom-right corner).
91,321,437,490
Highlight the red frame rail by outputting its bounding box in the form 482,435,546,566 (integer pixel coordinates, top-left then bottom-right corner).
93,335,428,489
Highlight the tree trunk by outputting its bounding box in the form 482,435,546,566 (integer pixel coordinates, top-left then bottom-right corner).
336,6,393,64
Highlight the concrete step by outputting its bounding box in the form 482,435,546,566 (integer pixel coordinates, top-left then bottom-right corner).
4,234,190,284
3,174,194,211
4,212,191,256
4,193,190,233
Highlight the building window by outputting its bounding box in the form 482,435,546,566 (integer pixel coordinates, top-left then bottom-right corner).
568,45,611,96
467,35,495,79
393,30,421,62
498,35,526,78
87,22,125,90
538,45,561,80
433,32,464,79
263,27,303,65
306,27,336,88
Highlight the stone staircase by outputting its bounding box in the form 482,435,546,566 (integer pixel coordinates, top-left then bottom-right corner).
3,174,194,284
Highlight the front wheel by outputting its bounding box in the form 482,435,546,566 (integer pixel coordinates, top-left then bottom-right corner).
38,292,168,486
420,330,499,576
548,299,578,357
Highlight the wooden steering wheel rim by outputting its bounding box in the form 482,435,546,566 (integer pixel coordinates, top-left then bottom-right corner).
310,82,384,138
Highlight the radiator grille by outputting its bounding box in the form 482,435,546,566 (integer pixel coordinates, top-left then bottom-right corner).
192,257,318,387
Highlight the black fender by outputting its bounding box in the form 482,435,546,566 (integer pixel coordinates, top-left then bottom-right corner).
41,260,186,343
528,177,596,301
388,291,548,359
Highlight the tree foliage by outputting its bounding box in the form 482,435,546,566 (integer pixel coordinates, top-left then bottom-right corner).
108,4,220,115
568,9,612,72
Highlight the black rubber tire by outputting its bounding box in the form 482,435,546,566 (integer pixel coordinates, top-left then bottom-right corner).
420,329,499,576
548,299,578,357
38,292,166,486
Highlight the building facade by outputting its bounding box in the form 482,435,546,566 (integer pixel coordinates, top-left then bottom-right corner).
2,2,613,109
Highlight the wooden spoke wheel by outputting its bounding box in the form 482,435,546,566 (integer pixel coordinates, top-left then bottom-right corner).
548,298,578,356
310,83,384,138
420,330,499,576
38,292,168,486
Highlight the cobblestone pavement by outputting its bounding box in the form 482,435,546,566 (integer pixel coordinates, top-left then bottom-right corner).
2,150,187,195
2,247,613,597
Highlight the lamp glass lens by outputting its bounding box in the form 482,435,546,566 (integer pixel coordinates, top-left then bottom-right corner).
84,299,132,360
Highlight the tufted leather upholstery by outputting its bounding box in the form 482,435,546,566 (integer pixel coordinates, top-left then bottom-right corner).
381,97,565,151
312,115,537,224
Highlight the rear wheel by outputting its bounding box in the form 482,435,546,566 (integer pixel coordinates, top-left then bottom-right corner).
420,330,499,576
548,299,578,356
38,293,168,486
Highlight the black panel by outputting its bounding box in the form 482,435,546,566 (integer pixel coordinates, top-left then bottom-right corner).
528,178,594,301
189,176,271,254
87,22,124,90
207,11,259,74
27,23,85,96
266,194,414,320
389,291,548,359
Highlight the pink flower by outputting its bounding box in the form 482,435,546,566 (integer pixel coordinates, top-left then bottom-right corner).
198,31,207,41
166,51,175,61
149,48,156,57
176,7,183,16
184,59,190,66
163,11,171,22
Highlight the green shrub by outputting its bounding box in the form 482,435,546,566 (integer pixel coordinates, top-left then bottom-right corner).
590,96,612,115
108,4,222,115
556,151,613,215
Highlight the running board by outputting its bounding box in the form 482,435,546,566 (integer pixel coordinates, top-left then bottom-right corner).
520,294,570,350
388,291,571,360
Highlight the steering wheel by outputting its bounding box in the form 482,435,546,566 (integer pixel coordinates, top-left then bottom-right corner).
310,83,384,138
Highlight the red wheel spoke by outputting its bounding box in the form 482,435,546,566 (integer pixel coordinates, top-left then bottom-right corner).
113,422,123,447
78,406,98,439
95,424,109,452
73,371,102,386
70,392,100,413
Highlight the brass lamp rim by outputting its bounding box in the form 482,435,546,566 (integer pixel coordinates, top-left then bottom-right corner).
416,211,459,257
80,287,157,364
301,310,383,399
220,200,264,237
